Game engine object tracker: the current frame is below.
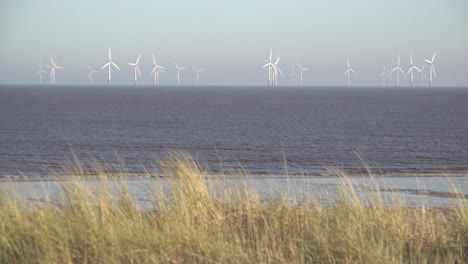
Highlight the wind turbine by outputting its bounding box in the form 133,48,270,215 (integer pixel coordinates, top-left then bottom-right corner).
174,63,186,86
88,66,98,85
344,57,356,86
297,64,309,86
151,54,165,86
128,54,141,85
379,66,391,86
262,48,282,86
100,47,120,85
387,68,393,85
391,55,405,87
424,52,437,87
418,64,427,86
46,57,63,85
288,64,298,86
272,57,282,85
406,53,421,87
192,67,205,86
35,64,46,84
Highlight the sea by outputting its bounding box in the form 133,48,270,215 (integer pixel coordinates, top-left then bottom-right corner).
1,85,467,206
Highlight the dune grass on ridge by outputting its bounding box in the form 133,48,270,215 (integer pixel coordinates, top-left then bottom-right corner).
0,153,467,263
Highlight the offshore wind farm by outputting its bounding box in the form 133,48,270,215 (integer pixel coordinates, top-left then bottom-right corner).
33,48,440,87
1,1,468,262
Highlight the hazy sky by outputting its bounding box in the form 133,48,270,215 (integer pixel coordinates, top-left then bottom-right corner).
1,0,467,86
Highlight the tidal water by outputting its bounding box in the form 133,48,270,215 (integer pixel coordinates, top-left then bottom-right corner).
1,85,467,177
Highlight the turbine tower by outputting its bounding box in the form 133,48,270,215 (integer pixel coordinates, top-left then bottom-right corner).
88,66,98,85
424,52,437,87
46,57,63,85
406,53,421,87
192,67,205,86
100,47,120,85
174,63,186,86
297,64,309,86
128,54,141,85
344,57,356,87
35,64,46,84
391,56,405,87
151,54,166,86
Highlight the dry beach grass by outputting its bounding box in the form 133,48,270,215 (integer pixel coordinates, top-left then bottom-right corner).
0,153,467,263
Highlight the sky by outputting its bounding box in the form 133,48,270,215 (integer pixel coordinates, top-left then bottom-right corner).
0,0,467,86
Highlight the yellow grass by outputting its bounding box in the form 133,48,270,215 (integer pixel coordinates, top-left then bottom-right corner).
0,153,467,263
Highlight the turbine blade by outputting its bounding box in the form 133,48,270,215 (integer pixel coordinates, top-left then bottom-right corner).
136,54,141,64
274,57,280,64
101,62,110,70
277,67,283,76
111,62,120,70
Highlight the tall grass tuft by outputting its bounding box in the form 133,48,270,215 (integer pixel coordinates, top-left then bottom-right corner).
0,153,467,263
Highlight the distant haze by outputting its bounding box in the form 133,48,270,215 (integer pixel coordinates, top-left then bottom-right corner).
1,0,467,86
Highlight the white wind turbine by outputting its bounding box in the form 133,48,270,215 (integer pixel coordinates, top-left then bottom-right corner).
418,63,427,86
192,67,205,86
262,48,274,86
406,53,421,87
379,66,391,86
288,64,298,86
88,66,98,85
100,47,120,85
424,52,437,87
387,68,393,85
46,57,63,85
174,63,186,86
35,64,46,84
151,54,165,86
344,57,356,86
297,64,309,86
272,57,282,85
128,54,141,85
391,55,405,87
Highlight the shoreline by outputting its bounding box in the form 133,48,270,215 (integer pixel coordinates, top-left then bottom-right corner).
1,171,467,180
